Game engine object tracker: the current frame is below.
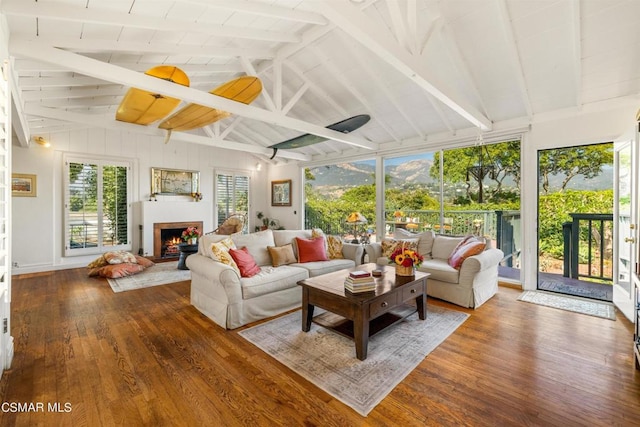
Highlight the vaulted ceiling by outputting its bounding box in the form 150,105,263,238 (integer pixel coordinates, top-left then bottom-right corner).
4,0,640,165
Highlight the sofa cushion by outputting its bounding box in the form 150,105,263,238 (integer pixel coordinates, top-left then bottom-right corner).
418,259,460,284
229,247,261,278
448,238,486,269
291,259,355,277
267,244,297,267
273,229,313,251
232,229,275,267
394,228,435,259
296,237,328,263
431,235,465,260
241,265,308,299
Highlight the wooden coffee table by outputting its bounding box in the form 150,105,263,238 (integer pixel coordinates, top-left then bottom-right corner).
298,263,429,361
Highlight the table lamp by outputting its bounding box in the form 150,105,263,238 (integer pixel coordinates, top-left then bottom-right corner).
346,212,367,243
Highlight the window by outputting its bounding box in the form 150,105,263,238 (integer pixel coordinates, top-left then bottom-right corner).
64,156,131,256
216,171,249,231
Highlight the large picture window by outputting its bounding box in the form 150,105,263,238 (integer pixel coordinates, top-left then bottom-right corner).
64,156,131,256
216,170,249,231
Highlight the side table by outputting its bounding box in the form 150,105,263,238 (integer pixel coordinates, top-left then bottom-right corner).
177,243,198,270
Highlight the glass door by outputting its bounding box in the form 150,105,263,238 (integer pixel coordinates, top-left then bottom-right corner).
613,138,637,321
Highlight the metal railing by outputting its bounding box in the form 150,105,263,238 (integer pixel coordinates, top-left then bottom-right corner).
563,213,613,282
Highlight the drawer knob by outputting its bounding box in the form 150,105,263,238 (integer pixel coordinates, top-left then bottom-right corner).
410,289,416,294
381,301,388,307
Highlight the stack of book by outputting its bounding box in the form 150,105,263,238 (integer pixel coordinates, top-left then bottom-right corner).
344,270,376,293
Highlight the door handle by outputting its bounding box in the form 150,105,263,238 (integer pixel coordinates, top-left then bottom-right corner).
625,237,635,243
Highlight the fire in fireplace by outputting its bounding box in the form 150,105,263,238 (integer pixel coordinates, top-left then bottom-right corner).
153,221,203,260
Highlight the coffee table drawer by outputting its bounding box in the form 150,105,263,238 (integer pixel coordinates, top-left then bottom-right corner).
369,292,399,319
402,281,424,301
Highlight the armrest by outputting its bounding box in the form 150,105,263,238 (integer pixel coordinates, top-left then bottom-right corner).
341,242,364,265
364,242,382,262
186,254,243,303
459,248,504,275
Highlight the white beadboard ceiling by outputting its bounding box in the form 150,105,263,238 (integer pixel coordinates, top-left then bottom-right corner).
3,0,640,165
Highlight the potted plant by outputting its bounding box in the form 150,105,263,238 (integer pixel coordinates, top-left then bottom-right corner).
255,212,285,231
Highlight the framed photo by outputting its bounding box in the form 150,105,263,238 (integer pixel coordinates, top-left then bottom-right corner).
151,167,199,195
271,179,292,206
12,173,37,197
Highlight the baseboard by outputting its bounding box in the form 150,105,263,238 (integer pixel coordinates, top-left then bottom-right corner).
4,335,13,370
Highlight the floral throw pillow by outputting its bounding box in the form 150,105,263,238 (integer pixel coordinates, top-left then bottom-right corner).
103,250,138,265
210,237,239,272
381,239,419,258
326,235,344,259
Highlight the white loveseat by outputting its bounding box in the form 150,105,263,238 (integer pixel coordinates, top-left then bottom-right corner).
186,229,363,329
365,229,504,308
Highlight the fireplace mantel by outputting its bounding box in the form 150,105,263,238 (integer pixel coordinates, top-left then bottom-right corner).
137,201,211,257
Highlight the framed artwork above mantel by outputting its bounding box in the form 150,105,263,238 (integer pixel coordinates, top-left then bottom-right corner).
151,167,199,196
271,179,291,206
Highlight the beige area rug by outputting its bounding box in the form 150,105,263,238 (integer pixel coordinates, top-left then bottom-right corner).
517,290,616,320
107,261,190,293
238,305,469,416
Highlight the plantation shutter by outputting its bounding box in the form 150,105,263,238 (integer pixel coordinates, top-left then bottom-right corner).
216,171,250,232
65,157,131,256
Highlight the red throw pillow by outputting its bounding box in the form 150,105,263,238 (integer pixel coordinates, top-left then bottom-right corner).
295,237,328,263
229,246,261,278
448,239,486,269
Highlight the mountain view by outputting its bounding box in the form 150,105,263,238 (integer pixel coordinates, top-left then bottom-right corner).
308,159,612,196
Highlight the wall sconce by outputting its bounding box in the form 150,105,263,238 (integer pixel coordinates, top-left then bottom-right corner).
256,162,262,171
33,136,51,148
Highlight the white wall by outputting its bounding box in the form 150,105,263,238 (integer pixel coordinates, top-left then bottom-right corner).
12,129,268,273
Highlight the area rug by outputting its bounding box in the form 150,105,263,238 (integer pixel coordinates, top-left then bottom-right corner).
107,261,190,293
238,305,469,416
517,290,616,320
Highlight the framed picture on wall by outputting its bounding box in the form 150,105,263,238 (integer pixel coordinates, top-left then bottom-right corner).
271,179,291,206
12,173,37,197
151,167,200,195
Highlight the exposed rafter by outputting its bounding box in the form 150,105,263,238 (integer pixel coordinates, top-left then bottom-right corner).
11,41,377,151
314,0,492,131
496,0,533,118
24,104,311,161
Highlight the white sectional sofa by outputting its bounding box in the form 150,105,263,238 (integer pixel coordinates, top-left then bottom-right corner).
365,229,504,308
186,229,363,329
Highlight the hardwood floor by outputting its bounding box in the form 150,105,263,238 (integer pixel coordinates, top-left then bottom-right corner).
0,269,638,427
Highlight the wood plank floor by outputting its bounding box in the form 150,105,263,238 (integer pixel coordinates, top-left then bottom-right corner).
0,269,638,426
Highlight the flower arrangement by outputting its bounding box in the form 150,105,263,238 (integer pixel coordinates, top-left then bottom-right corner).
181,226,200,242
393,210,404,219
191,192,202,202
389,245,424,269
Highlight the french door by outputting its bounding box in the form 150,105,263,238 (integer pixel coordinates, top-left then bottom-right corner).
613,137,637,321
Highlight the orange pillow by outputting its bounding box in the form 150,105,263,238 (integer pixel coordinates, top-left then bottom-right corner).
295,237,328,263
90,263,145,278
229,246,261,278
448,239,486,269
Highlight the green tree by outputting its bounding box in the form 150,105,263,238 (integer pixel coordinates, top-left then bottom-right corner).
430,140,520,203
539,144,613,194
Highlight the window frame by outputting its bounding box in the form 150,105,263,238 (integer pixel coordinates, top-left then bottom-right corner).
63,154,133,256
215,169,250,232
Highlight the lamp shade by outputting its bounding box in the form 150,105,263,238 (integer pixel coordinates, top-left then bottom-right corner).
346,212,367,223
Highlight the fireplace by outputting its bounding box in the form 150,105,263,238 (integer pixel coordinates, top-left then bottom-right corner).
153,221,203,260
